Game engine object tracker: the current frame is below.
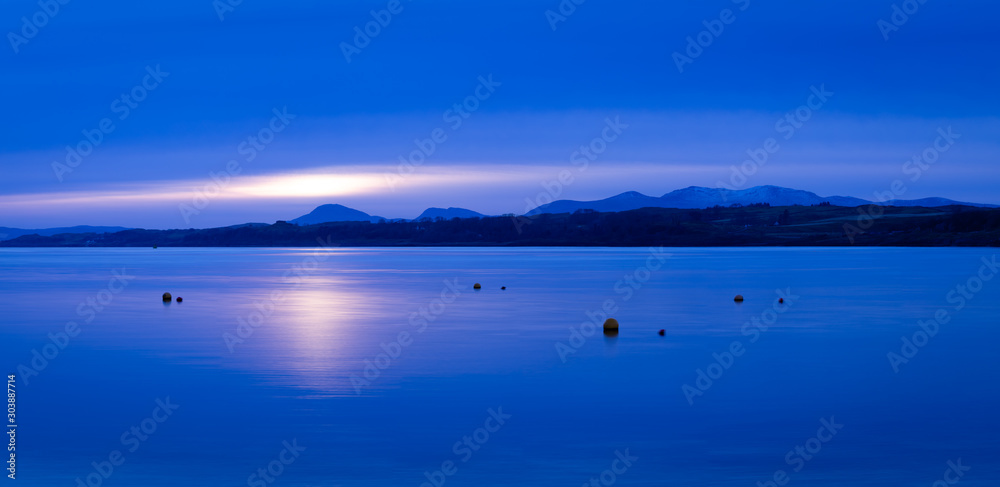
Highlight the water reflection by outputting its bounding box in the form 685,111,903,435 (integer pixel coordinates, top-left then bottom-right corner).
3,247,999,485
225,275,381,396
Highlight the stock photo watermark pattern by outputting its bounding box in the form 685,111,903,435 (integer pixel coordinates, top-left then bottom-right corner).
7,0,72,53
419,407,510,487
579,450,638,487
16,268,135,385
52,66,169,182
512,116,627,234
756,417,843,487
877,0,931,41
888,254,996,372
223,236,334,353
682,288,799,406
843,127,960,243
1,0,997,485
556,247,669,362
246,439,306,487
672,0,751,73
384,75,501,191
180,107,295,224
74,397,179,487
339,0,413,62
351,278,463,393
716,85,834,197
6,375,14,480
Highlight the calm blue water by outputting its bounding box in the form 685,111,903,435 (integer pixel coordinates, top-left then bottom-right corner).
1,247,998,486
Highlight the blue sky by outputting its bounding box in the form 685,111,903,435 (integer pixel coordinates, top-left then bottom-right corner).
1,0,998,228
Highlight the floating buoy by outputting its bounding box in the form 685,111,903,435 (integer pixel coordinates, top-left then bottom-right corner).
658,329,665,336
500,286,506,290
162,292,172,302
176,297,183,303
779,298,784,304
473,283,482,290
734,294,744,302
603,318,619,331
153,245,157,249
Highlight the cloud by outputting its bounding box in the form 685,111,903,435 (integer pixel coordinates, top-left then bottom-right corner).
2,110,998,228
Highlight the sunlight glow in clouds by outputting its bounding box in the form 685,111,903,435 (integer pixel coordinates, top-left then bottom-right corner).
0,163,709,210
0,163,718,228
0,166,534,210
232,173,385,198
1,168,447,207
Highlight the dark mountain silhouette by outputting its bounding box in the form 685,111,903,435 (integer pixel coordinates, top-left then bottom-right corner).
526,185,994,216
3,205,998,248
0,225,132,241
289,204,383,225
414,207,485,221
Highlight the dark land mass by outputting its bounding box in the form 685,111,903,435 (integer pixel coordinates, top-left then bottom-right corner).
3,205,1000,247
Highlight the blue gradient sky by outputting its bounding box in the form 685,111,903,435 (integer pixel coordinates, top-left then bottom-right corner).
1,0,998,228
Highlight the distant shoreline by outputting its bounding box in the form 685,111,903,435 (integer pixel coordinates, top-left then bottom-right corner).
2,205,999,248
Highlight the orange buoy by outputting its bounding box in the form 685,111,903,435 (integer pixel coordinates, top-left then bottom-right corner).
176,297,183,303
473,283,482,290
603,318,619,330
734,294,744,302
658,329,665,336
162,292,172,302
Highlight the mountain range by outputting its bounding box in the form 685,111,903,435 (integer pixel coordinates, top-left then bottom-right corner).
414,207,486,220
287,204,484,226
289,186,990,226
0,225,131,242
289,204,386,225
5,204,999,248
1,186,994,240
524,185,996,215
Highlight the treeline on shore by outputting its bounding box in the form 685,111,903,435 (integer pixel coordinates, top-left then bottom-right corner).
3,204,999,247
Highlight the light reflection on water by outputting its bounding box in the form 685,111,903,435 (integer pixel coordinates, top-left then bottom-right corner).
1,247,998,486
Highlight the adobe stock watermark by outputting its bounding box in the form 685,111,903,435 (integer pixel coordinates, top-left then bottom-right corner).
16,268,135,385
7,0,72,54
544,0,586,31
682,288,798,406
888,254,996,372
419,407,510,487
179,107,295,224
350,278,463,394
843,127,959,244
52,65,169,182
384,75,500,191
213,0,243,21
74,397,179,487
932,459,971,487
511,116,628,234
340,0,412,62
247,439,306,487
672,0,750,73
6,375,15,480
224,236,334,353
556,247,669,363
579,450,638,487
756,416,843,487
877,0,930,41
716,85,833,198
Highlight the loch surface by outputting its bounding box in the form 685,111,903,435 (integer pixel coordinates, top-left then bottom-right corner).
1,247,998,486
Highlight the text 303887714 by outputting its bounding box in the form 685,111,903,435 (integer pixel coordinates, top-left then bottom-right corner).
6,374,15,480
